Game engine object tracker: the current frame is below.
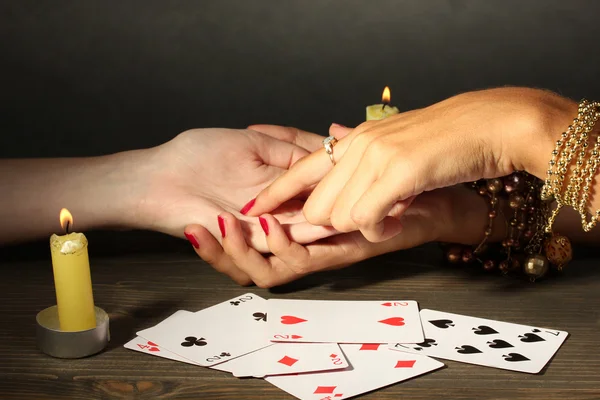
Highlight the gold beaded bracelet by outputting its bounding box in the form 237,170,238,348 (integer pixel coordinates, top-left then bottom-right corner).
541,99,600,232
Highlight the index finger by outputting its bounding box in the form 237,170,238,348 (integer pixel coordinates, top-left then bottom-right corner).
243,122,368,216
245,147,333,216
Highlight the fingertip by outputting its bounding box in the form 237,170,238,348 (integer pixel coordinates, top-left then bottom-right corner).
329,123,353,139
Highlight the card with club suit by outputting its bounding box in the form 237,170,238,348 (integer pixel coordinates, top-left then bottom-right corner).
137,293,272,367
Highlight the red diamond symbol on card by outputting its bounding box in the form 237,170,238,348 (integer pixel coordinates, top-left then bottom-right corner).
334,394,343,398
359,344,380,351
278,355,299,367
395,360,416,368
148,347,160,352
314,386,336,394
329,354,338,358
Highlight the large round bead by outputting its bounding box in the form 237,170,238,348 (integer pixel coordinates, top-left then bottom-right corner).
523,254,549,280
544,234,573,270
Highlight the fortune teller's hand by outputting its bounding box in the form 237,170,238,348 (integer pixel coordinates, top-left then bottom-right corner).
184,185,492,286
130,125,347,253
243,87,577,243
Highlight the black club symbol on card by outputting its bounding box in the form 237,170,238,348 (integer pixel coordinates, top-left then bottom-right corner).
414,338,437,351
253,312,267,322
220,352,231,357
230,301,240,306
181,336,207,347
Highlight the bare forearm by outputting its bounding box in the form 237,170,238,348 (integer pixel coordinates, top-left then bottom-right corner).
0,151,146,245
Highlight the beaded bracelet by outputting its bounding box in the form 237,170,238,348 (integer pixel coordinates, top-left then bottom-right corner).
443,172,572,281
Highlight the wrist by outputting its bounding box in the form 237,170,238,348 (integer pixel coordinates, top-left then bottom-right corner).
508,89,578,180
80,149,153,231
439,185,506,245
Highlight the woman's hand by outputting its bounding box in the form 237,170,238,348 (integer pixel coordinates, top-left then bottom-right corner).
185,185,492,286
245,88,577,243
128,125,343,253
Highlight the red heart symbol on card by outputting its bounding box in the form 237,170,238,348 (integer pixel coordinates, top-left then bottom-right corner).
281,315,307,325
382,302,393,307
147,341,159,346
378,317,405,326
148,347,160,352
291,335,302,339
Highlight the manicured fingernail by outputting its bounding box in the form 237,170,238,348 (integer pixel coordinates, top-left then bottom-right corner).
218,216,226,238
240,198,256,215
331,123,347,128
259,217,269,236
184,232,200,249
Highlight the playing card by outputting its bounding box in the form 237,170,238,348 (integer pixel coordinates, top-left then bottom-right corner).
390,309,569,374
211,343,349,378
124,336,199,365
137,293,272,367
267,299,424,344
266,343,444,400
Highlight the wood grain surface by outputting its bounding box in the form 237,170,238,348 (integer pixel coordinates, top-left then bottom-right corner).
1,240,599,400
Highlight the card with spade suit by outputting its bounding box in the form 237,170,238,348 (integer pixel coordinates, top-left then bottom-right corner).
267,299,424,344
389,309,568,373
136,293,273,367
266,343,444,400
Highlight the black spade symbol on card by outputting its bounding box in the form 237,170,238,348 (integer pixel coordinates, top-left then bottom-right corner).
472,325,499,335
181,336,207,347
253,312,267,322
429,319,455,329
414,338,438,350
455,345,482,354
532,328,541,333
503,353,530,362
519,333,545,343
487,339,514,349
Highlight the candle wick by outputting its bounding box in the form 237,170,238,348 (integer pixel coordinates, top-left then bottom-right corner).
65,221,71,235
381,103,387,111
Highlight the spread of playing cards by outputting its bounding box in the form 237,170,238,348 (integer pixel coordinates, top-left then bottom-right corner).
125,293,569,399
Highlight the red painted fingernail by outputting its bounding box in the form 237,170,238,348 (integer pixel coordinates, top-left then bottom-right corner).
240,198,256,215
259,217,269,236
218,216,226,238
331,123,347,128
184,232,200,249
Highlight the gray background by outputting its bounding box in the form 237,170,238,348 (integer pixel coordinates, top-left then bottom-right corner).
1,0,600,158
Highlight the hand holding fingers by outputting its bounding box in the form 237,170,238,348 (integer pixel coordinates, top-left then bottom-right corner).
219,212,304,288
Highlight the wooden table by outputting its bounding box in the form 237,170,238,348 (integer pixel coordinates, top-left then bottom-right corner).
1,233,599,399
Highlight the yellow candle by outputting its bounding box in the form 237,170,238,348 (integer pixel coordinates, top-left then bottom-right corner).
50,209,96,331
366,86,400,120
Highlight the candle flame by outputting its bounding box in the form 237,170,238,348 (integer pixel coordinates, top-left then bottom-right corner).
382,86,391,104
59,208,73,232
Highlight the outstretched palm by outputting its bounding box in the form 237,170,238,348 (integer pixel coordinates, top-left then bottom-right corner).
138,126,332,252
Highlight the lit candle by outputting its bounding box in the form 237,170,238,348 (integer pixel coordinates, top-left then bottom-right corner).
49,208,96,331
366,86,400,121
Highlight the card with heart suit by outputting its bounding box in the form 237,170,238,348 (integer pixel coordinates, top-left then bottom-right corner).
211,343,349,378
124,336,199,365
267,299,424,344
266,343,444,400
137,293,272,367
389,309,569,374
